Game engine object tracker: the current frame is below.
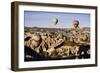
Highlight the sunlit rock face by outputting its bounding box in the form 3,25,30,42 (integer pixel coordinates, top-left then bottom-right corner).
24,27,90,61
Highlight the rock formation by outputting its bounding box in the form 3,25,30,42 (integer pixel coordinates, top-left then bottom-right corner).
24,27,90,61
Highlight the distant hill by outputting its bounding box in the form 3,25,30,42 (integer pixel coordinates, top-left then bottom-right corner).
24,26,90,32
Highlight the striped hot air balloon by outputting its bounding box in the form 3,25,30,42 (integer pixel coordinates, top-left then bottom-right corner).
53,18,58,25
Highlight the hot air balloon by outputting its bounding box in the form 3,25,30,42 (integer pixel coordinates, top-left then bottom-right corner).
53,18,58,25
73,20,79,28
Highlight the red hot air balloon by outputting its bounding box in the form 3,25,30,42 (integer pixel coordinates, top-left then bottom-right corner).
73,20,79,28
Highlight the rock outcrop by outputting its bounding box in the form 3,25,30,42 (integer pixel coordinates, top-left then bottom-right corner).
24,27,90,61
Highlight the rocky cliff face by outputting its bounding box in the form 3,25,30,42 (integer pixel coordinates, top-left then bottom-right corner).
24,27,90,61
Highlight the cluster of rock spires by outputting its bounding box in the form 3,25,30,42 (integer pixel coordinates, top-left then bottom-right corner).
24,27,90,61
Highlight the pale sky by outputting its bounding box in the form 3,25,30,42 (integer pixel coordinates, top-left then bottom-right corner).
24,11,90,28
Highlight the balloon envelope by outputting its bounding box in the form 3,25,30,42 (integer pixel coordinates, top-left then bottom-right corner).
53,18,58,25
